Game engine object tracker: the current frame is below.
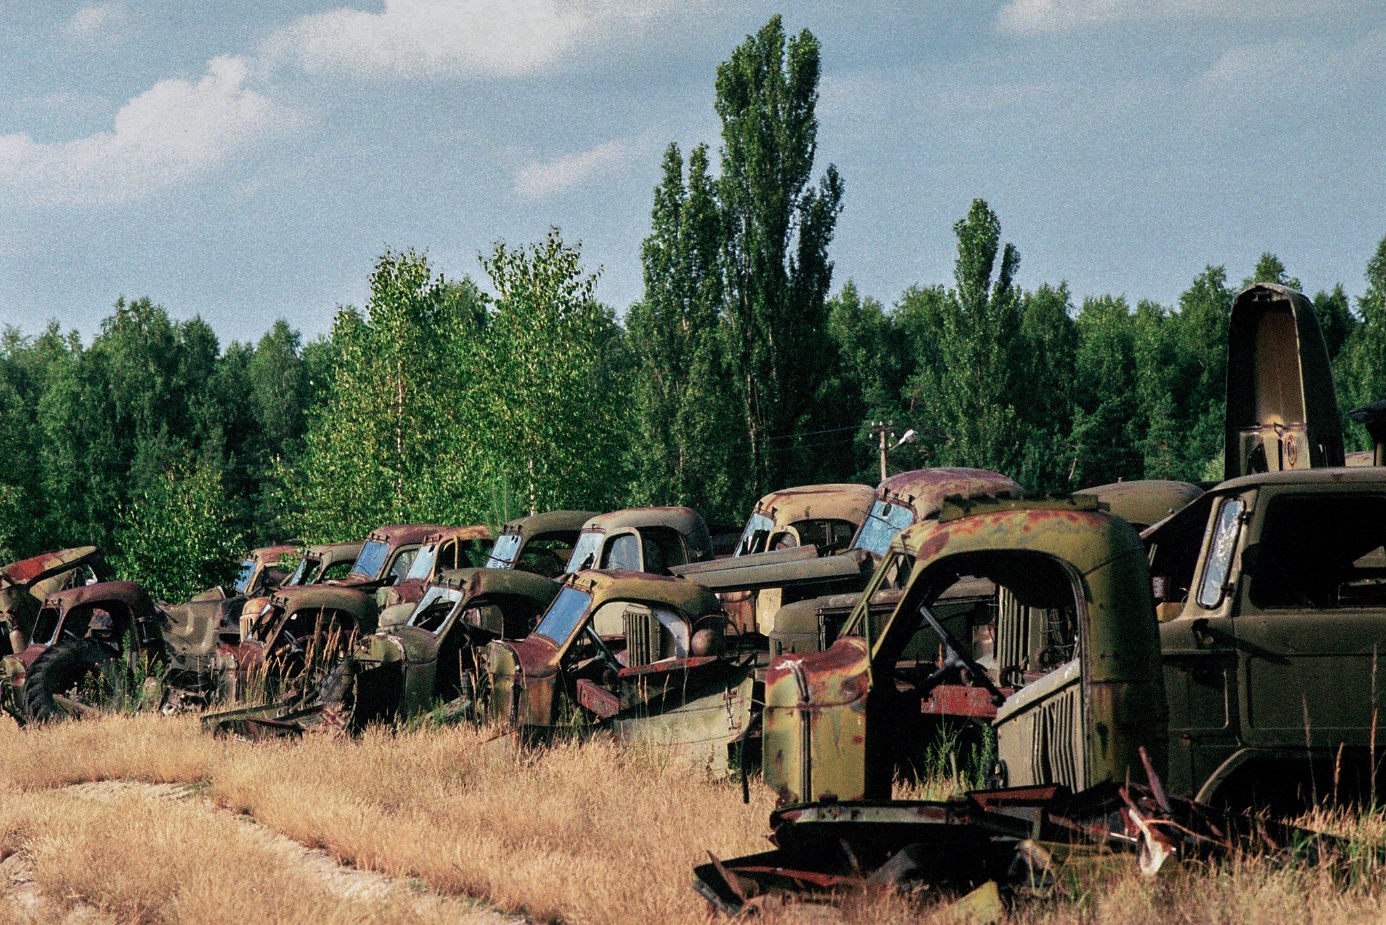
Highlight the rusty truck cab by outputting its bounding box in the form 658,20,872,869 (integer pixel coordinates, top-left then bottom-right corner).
564,507,713,577
0,546,111,655
284,541,363,587
487,570,754,759
483,510,596,578
766,468,1022,653
383,525,494,607
734,484,874,557
762,498,1166,805
334,524,446,591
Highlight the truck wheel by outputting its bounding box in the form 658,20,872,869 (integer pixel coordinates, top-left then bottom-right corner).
23,638,110,722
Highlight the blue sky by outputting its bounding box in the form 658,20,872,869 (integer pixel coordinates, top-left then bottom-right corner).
0,1,1382,345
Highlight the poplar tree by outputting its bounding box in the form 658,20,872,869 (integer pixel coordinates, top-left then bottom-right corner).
626,144,743,520
911,199,1024,476
715,16,843,496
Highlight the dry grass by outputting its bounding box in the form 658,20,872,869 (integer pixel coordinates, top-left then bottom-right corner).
0,714,1384,924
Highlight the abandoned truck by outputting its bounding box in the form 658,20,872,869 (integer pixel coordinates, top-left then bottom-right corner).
486,570,755,762
162,544,300,670
283,541,364,587
206,566,565,736
731,484,875,557
675,484,875,639
676,469,1021,646
380,525,494,607
564,507,715,575
753,282,1378,807
483,510,596,577
2,580,164,722
210,584,381,703
0,547,111,656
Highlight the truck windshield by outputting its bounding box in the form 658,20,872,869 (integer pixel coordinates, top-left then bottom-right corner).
533,586,593,644
406,544,438,581
485,534,522,569
285,557,314,586
735,513,774,556
566,531,604,573
409,587,464,633
349,541,391,580
852,501,917,558
232,560,257,595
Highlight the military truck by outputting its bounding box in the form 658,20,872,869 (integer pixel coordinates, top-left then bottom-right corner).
283,541,363,587
483,510,597,577
2,581,164,722
486,570,755,763
754,282,1380,807
380,525,493,607
564,507,714,575
0,547,111,656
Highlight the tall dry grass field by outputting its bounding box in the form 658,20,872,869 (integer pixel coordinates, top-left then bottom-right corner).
0,714,1384,924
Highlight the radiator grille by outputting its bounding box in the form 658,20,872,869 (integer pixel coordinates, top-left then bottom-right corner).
1028,683,1084,790
623,607,662,667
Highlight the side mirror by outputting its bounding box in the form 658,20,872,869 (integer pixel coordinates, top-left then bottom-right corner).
1240,543,1261,577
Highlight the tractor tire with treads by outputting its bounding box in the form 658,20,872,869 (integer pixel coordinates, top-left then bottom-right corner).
23,637,110,722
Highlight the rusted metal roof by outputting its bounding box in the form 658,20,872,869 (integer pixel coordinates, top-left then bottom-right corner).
1,546,101,587
44,580,155,612
363,524,449,547
751,484,875,528
1074,480,1204,530
248,544,298,566
422,525,493,545
566,569,722,620
875,468,1021,516
267,584,378,621
498,510,597,540
581,506,707,536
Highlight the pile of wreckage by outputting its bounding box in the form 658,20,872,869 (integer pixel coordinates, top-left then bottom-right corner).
4,282,1386,913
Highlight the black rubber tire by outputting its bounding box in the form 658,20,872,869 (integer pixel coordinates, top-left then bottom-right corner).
23,637,111,723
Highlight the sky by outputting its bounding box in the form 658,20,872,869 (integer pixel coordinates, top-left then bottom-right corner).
0,1,1383,346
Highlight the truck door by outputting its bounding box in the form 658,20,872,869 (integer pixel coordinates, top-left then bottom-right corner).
1160,493,1243,796
1233,490,1386,751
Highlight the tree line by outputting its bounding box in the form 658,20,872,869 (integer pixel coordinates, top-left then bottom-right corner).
1,17,1383,600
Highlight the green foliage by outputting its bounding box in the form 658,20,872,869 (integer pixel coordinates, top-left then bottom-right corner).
909,199,1025,475
479,229,630,515
1070,296,1140,487
715,16,845,496
627,144,744,520
113,458,244,602
290,251,488,541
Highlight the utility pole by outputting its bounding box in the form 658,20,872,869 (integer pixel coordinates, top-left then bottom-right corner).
870,420,894,482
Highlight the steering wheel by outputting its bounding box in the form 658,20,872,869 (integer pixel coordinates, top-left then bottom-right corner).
583,623,625,678
915,603,1008,707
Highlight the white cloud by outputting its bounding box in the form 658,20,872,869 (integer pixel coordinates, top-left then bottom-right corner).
271,0,665,80
514,138,634,200
62,3,128,43
996,0,1320,34
0,56,294,206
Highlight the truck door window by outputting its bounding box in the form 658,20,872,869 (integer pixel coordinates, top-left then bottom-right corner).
1249,494,1386,609
602,534,642,572
1197,498,1244,609
387,549,418,582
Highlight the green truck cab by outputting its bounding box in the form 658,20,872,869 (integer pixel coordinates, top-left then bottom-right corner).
486,570,755,763
761,497,1164,804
